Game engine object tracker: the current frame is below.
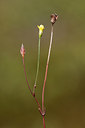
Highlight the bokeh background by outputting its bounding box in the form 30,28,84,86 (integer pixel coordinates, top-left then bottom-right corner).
0,0,85,128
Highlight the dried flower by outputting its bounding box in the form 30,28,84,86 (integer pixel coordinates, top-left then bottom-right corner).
37,24,45,38
51,14,58,24
20,44,25,58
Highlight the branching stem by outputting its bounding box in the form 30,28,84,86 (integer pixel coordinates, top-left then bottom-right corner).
22,57,46,128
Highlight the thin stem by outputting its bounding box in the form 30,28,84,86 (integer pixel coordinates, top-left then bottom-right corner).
22,57,46,127
42,24,53,112
43,116,46,128
22,58,42,110
23,58,33,96
33,37,41,94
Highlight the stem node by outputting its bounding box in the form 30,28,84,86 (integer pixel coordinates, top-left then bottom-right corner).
42,109,46,116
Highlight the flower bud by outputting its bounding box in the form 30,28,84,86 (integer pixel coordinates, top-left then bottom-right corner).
51,14,58,24
20,44,25,58
37,24,45,38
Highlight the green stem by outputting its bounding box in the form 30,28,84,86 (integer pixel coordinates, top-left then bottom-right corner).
33,37,41,94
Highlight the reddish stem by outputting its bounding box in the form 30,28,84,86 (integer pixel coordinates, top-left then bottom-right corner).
42,63,48,112
43,116,46,128
42,24,53,113
22,57,46,128
23,58,33,96
23,58,41,107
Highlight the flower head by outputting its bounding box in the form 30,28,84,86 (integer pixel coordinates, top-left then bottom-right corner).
20,44,25,58
37,24,45,38
51,14,58,24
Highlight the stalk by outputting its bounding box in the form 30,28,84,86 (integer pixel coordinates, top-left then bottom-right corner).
42,24,53,113
22,57,46,128
22,57,42,112
33,37,41,95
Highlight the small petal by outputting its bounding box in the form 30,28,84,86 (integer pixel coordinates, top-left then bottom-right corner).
37,24,45,38
37,25,40,29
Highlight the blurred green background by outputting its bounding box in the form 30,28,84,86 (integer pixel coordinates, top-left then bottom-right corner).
0,0,85,127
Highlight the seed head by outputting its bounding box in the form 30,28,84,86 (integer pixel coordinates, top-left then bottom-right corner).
51,14,58,25
20,44,25,58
